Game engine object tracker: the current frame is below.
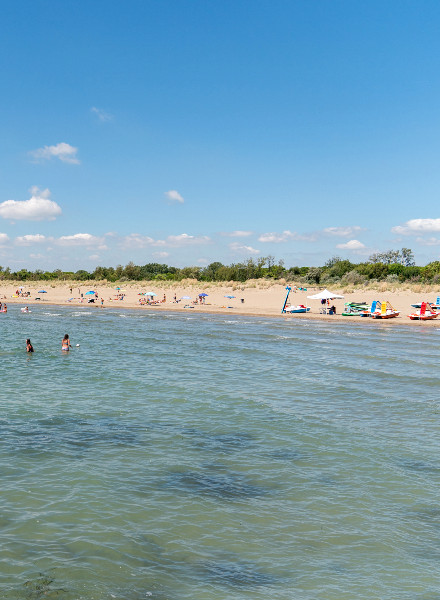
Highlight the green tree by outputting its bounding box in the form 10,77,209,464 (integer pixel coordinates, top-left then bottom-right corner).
324,255,343,268
368,248,414,266
75,270,92,281
400,247,415,267
325,259,353,279
304,267,323,283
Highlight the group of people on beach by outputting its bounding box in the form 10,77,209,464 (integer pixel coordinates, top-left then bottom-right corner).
26,334,72,353
138,293,166,306
15,289,30,297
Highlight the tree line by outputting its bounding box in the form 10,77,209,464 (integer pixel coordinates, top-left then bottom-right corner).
2,248,440,284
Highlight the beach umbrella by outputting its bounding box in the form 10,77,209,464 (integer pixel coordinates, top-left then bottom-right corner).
85,291,96,295
224,295,236,299
115,286,121,290
199,293,208,297
307,289,344,300
38,290,47,293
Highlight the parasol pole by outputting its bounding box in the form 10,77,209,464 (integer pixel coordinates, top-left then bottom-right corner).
282,286,291,313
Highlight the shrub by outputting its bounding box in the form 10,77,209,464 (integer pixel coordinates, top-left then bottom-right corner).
304,267,323,283
386,274,399,283
341,270,367,285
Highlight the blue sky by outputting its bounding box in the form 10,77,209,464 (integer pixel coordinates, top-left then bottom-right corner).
2,0,440,271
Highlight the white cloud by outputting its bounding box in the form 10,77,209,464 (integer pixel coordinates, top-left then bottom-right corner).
416,237,440,246
120,232,210,249
258,230,316,243
258,231,294,243
164,190,184,204
29,253,44,259
30,142,80,164
15,234,48,246
0,187,62,221
166,233,210,246
221,230,253,237
392,218,440,235
89,254,100,260
0,233,9,245
152,251,170,258
91,106,114,122
336,239,366,250
324,226,364,237
56,233,103,247
230,242,260,255
120,234,156,249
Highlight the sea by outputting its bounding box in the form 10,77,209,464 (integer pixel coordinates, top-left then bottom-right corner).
1,305,439,600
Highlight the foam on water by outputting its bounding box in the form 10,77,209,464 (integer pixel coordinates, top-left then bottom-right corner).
0,305,439,599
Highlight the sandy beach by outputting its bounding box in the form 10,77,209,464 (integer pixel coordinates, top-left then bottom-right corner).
2,280,440,326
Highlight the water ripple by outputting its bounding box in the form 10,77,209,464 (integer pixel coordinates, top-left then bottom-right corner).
1,307,440,598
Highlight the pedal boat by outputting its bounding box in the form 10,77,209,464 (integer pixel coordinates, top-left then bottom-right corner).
342,302,370,316
371,301,400,319
408,302,438,320
284,304,310,313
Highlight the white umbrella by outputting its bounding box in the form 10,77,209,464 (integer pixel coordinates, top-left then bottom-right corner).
307,289,344,300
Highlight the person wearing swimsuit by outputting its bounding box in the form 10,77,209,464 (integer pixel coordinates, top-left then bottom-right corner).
26,339,34,353
62,333,71,351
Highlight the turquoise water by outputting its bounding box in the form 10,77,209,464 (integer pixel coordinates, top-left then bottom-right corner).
1,305,440,599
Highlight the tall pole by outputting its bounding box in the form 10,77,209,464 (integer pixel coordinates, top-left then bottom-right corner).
282,286,291,313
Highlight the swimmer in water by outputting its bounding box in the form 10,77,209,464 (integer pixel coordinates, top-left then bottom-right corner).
61,333,71,351
26,338,34,353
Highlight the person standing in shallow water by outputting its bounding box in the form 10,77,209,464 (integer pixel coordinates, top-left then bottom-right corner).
26,339,34,353
61,334,71,351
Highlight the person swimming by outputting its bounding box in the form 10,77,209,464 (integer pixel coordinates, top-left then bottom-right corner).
61,333,71,351
26,339,34,353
